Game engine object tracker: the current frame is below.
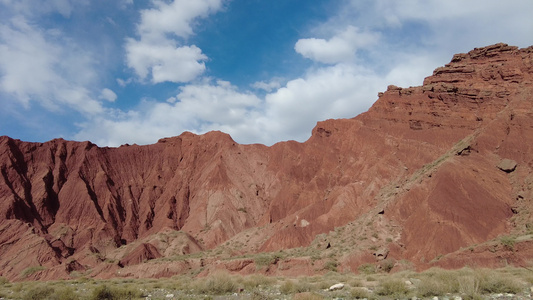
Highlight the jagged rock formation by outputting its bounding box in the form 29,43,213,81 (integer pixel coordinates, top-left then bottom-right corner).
1,43,532,280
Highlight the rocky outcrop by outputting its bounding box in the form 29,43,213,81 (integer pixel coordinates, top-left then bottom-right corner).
1,43,533,280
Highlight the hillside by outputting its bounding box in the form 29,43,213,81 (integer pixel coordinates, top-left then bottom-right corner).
1,43,532,281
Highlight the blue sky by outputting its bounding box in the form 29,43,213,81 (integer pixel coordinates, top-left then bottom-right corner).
1,0,532,147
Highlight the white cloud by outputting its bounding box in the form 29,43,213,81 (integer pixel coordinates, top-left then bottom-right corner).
75,80,261,146
74,0,533,147
125,0,223,84
0,17,103,114
258,64,385,142
99,88,117,102
295,26,379,64
138,0,222,41
125,39,207,83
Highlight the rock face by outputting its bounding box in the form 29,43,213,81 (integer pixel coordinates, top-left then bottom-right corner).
1,43,533,280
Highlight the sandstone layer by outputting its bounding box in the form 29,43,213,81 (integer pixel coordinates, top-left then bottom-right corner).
1,43,532,280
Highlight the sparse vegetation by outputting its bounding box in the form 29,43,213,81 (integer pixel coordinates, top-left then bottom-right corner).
192,271,237,295
324,260,338,272
0,266,529,299
89,284,142,300
22,285,55,300
376,278,409,297
358,263,376,274
20,266,47,278
500,235,516,250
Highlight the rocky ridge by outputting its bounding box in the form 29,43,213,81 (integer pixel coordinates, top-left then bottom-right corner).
1,43,532,280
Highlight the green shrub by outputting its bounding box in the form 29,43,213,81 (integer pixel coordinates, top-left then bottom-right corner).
22,285,55,300
376,278,409,297
0,276,9,285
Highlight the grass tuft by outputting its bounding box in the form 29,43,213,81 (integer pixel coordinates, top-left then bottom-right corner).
376,278,409,297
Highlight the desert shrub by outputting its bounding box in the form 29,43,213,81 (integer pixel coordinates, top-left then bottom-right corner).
458,276,480,300
279,279,312,294
376,278,409,297
0,276,8,285
324,260,338,272
20,266,46,278
242,274,276,290
350,287,371,299
192,271,237,295
90,285,114,300
476,269,523,294
89,284,142,300
379,258,395,273
22,285,55,300
250,290,272,300
417,276,454,297
315,279,337,290
254,252,284,269
418,267,460,293
254,254,275,268
358,263,376,274
348,278,363,287
279,280,295,294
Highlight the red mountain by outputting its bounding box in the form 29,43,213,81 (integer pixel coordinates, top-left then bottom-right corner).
1,43,532,280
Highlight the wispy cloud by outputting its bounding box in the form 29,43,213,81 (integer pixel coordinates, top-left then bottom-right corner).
0,16,103,114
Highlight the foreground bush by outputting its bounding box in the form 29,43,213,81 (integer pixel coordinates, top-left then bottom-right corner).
376,278,409,297
476,269,523,294
192,271,237,295
89,284,142,300
22,286,54,300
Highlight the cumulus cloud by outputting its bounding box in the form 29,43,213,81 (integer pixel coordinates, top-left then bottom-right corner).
295,26,380,64
75,0,533,147
137,0,222,41
0,17,103,114
126,40,207,84
99,88,117,102
75,80,261,146
125,0,222,84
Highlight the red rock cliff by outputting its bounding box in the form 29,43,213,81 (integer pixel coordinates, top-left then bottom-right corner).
1,43,532,280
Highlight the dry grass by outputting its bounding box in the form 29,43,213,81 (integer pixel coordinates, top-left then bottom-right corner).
0,266,528,299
